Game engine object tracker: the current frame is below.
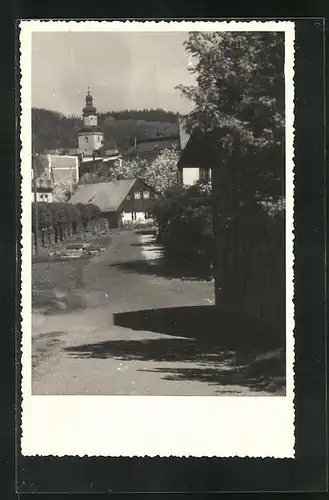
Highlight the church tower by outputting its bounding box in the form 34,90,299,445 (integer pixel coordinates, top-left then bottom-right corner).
78,88,104,156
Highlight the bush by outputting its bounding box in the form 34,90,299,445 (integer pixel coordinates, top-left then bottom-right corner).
152,184,214,267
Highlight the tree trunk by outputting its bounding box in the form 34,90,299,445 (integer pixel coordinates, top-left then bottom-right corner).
59,224,64,242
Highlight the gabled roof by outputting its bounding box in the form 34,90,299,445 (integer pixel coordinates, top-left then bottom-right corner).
177,130,220,169
178,118,191,150
34,154,49,178
69,179,137,212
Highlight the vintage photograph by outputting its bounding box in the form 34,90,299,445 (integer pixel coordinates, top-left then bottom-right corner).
30,29,287,396
21,21,295,458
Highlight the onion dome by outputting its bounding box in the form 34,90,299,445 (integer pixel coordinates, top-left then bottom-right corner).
82,88,97,116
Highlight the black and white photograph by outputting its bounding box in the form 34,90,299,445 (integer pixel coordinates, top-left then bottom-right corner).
20,21,295,458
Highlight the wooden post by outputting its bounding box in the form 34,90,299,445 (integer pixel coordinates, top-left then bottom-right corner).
32,155,40,258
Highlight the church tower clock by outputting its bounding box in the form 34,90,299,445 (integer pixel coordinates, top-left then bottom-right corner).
78,88,104,156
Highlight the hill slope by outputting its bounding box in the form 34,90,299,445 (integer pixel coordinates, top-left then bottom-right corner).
32,108,180,154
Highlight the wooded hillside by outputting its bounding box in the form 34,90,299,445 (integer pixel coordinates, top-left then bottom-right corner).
32,108,180,154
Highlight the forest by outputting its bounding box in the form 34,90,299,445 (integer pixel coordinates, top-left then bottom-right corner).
32,107,180,154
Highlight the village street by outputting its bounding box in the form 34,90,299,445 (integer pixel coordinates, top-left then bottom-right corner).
32,230,285,396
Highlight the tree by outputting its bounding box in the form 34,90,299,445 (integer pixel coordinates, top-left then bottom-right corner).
76,203,100,230
52,180,77,202
177,31,285,203
144,147,180,193
177,32,285,325
32,202,53,247
64,203,82,235
48,202,68,242
79,148,180,194
109,157,149,181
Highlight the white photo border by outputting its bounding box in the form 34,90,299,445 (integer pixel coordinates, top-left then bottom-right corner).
20,20,295,458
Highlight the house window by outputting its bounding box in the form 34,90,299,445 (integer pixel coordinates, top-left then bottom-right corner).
199,167,210,181
143,191,150,199
85,137,88,142
44,194,48,202
134,191,141,199
131,212,137,221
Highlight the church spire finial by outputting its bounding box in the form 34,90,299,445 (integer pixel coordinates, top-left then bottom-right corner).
85,87,93,106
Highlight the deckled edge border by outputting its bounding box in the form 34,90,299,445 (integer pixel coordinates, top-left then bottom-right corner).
19,19,295,458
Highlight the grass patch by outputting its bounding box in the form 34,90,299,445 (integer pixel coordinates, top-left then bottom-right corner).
32,257,88,313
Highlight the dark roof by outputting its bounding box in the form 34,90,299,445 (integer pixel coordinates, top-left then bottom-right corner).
137,135,179,144
33,154,48,177
125,138,179,156
82,105,97,116
177,130,220,169
178,118,191,150
69,179,137,212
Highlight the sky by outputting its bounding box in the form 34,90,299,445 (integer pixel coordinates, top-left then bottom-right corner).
31,32,196,116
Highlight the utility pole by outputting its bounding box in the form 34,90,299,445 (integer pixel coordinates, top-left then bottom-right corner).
32,153,40,258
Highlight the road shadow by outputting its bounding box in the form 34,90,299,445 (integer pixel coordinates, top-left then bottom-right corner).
109,254,213,282
66,305,286,394
134,229,157,236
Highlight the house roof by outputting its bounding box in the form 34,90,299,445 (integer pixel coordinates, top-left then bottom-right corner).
50,155,78,169
69,179,137,212
52,168,78,184
178,118,191,150
34,154,49,178
46,148,80,155
50,155,79,183
80,155,120,163
177,130,220,169
125,138,179,156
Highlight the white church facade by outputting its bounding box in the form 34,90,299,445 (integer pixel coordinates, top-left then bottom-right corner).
78,88,104,156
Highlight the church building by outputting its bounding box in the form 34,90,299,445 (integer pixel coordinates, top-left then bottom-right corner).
78,88,104,156
78,88,122,177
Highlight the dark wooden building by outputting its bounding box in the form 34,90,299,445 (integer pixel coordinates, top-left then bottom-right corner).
69,178,159,228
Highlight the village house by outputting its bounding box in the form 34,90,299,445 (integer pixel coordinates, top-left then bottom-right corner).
68,178,159,229
31,156,53,203
31,153,79,202
124,134,180,163
177,118,212,186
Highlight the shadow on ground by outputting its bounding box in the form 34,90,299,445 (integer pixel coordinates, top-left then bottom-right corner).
109,253,213,282
66,305,286,394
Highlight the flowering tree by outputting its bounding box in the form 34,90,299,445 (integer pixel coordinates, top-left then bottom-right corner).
110,157,149,181
52,180,77,202
79,149,180,194
144,147,180,193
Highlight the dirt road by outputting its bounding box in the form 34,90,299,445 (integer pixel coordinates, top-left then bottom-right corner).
32,230,285,396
